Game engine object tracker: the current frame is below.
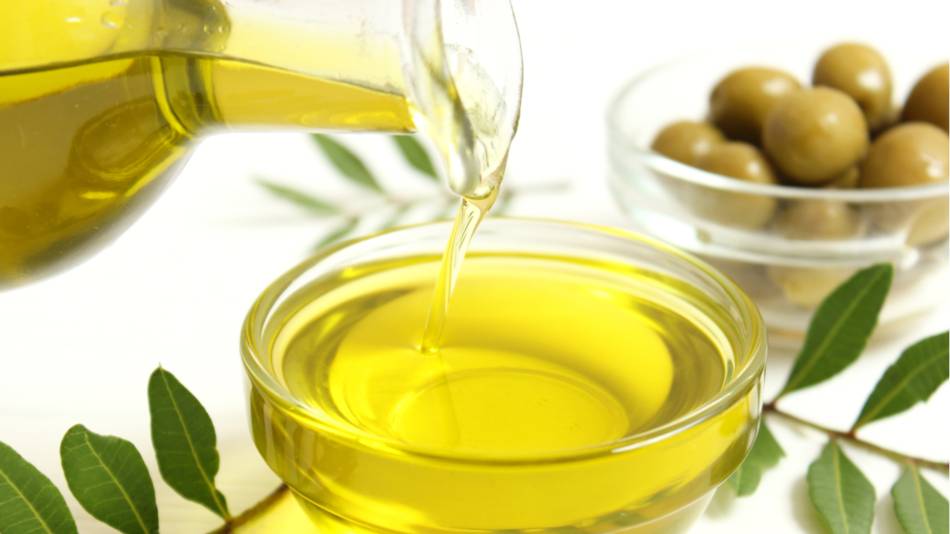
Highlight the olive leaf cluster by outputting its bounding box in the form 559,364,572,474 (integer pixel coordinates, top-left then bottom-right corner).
730,264,949,534
0,369,227,534
258,134,553,250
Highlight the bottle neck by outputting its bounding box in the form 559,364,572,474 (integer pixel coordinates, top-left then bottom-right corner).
157,0,521,199
159,0,416,135
162,54,417,135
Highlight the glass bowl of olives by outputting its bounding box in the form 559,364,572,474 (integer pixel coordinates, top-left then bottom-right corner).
608,42,948,337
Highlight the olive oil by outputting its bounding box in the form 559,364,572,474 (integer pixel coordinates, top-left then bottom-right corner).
421,194,498,351
250,251,755,532
0,52,412,284
0,0,432,285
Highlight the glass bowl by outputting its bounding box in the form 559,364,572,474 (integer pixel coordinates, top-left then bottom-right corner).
241,219,766,533
607,44,949,337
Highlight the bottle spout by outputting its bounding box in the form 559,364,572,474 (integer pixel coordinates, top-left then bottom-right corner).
206,0,525,198
401,0,524,199
213,0,524,199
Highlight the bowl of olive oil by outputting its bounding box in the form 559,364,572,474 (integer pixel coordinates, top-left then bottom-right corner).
241,219,766,533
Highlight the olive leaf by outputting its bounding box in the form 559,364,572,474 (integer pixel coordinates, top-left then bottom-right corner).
853,331,949,430
379,206,411,230
807,441,876,534
493,189,516,215
312,134,383,192
892,465,949,534
60,425,158,534
392,135,438,180
780,264,893,396
261,134,550,249
438,200,460,220
313,218,360,251
0,440,77,534
729,421,784,496
148,368,230,519
256,179,338,215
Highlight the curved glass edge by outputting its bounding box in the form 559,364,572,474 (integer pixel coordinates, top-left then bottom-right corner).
240,218,767,466
606,59,949,203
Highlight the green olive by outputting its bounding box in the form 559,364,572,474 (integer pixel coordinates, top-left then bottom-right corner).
902,63,949,131
773,200,862,240
689,142,778,228
813,43,893,131
705,258,773,300
905,198,950,246
860,122,949,188
709,67,801,143
763,87,869,185
767,266,856,308
651,121,724,165
823,165,861,189
768,198,863,307
861,122,949,245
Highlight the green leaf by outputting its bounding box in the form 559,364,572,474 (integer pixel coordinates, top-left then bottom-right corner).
892,465,949,534
780,263,893,396
313,218,359,251
439,199,461,220
854,332,949,429
148,368,230,519
377,206,410,232
256,179,338,215
0,440,77,534
807,441,875,534
392,135,438,180
60,425,158,534
729,421,785,496
494,191,515,215
312,134,383,192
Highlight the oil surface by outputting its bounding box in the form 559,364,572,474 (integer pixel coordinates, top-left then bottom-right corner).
278,255,729,455
250,252,753,532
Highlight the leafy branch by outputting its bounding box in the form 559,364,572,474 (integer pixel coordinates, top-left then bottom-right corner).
728,263,949,534
257,134,568,250
0,368,227,534
763,403,949,473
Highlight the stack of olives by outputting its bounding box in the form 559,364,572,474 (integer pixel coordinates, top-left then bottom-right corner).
650,43,949,306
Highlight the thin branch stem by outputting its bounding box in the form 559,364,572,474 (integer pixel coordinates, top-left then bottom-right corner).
372,181,571,210
763,402,949,475
507,181,573,194
208,484,288,534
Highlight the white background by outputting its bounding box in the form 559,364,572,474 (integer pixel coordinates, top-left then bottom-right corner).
2,1,948,532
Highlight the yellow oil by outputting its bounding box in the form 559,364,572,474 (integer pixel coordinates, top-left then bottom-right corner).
0,53,411,284
250,252,756,532
421,194,497,351
0,2,414,285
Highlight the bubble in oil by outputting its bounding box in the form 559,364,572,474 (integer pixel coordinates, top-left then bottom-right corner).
202,22,226,35
101,11,122,29
110,0,128,5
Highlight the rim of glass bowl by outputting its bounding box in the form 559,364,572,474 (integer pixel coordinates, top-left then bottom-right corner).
607,60,950,203
241,218,766,465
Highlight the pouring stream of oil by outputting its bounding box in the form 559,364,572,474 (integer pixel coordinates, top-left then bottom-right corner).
421,194,498,352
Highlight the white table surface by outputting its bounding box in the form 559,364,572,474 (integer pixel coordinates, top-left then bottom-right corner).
2,1,948,532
